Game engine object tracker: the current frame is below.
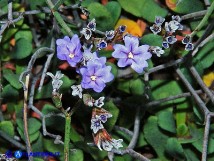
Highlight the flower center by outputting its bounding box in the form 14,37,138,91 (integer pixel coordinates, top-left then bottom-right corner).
128,52,134,59
69,53,75,59
90,75,97,81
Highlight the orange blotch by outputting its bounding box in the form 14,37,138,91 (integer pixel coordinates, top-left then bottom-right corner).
101,0,108,5
137,19,147,35
10,38,16,47
3,62,16,70
1,104,7,112
115,18,144,37
165,0,177,10
58,62,70,70
203,72,214,87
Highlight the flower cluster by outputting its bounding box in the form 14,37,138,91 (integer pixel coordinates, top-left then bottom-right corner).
150,15,193,51
112,35,152,73
81,94,123,151
56,34,114,93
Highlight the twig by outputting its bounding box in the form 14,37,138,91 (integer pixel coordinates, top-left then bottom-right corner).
204,0,211,7
145,90,203,108
202,114,211,161
189,1,214,37
114,126,134,137
189,66,214,104
38,38,55,92
128,107,141,149
7,1,13,22
111,149,150,161
23,74,33,161
0,130,26,150
181,10,207,20
175,68,209,116
192,32,214,57
19,47,54,90
42,112,64,144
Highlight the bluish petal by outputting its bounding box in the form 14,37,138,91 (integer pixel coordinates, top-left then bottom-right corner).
112,44,128,58
131,60,148,73
93,79,106,92
133,45,149,55
117,58,132,67
57,46,69,60
124,36,139,51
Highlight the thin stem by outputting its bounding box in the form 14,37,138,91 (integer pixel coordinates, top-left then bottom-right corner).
192,32,214,57
202,114,211,161
128,107,141,149
189,66,214,104
204,0,211,7
23,74,33,161
53,0,64,10
175,68,209,116
0,130,26,150
189,1,214,37
45,0,74,37
8,1,13,21
64,113,71,161
114,126,134,137
145,90,203,108
181,10,207,20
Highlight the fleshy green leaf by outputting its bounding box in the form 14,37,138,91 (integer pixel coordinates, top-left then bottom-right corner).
105,2,121,26
104,101,119,131
0,121,15,137
15,24,33,41
118,0,168,22
11,38,33,59
144,116,168,159
2,84,19,100
130,78,144,95
3,69,22,89
158,110,176,133
165,138,185,160
140,34,163,47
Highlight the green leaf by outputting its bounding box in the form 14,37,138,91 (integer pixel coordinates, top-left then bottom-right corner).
106,62,118,78
3,69,22,89
184,147,200,161
70,125,83,143
105,1,121,26
41,104,65,132
17,128,41,143
144,116,168,159
11,38,33,59
104,101,119,131
88,2,113,30
150,80,185,105
16,118,41,135
2,84,19,100
118,0,168,22
15,24,33,41
178,126,201,144
158,110,176,133
117,79,131,94
130,78,144,95
169,0,204,14
0,121,15,137
194,40,214,69
165,138,185,160
140,34,163,47
32,133,43,152
70,149,84,161
177,124,189,136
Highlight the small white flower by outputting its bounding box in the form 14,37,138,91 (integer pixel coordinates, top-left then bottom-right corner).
111,139,123,149
47,71,64,91
71,85,83,98
87,18,96,31
102,140,114,151
91,115,104,134
155,16,165,26
165,21,180,33
94,97,105,108
151,46,165,57
105,30,115,40
83,94,94,107
150,24,161,34
166,36,177,44
172,15,181,22
80,28,92,40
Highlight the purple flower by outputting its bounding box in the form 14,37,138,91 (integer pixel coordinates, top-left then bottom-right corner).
80,58,114,92
56,35,82,67
112,36,152,73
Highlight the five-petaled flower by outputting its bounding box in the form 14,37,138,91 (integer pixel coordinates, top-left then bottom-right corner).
56,35,82,67
80,57,114,92
112,35,152,73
